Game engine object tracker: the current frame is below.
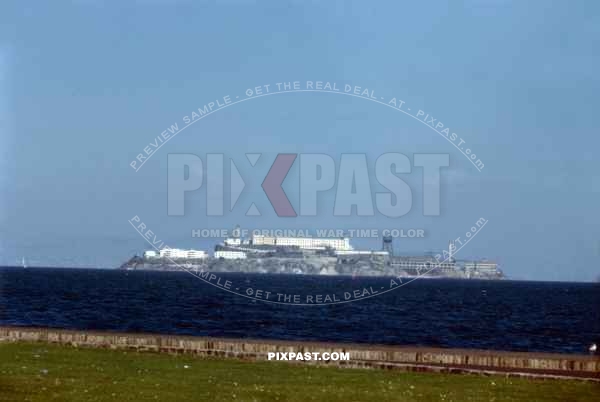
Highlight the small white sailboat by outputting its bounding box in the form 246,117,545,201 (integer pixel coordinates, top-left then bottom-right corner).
21,257,27,269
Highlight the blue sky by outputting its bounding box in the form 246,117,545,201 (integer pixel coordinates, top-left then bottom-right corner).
0,1,599,281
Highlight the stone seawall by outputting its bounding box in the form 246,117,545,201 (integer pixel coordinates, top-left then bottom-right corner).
1,326,598,381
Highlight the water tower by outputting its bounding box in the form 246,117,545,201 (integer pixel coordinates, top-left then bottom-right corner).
382,235,393,256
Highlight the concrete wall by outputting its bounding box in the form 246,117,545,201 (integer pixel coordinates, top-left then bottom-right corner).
1,326,598,381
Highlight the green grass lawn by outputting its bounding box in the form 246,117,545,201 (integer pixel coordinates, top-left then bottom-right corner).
0,342,598,401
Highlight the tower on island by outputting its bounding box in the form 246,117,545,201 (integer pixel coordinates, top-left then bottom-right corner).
382,235,393,256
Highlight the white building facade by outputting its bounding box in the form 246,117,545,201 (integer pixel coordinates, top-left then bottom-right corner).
214,250,247,259
158,248,208,260
464,262,498,274
143,250,158,259
252,235,352,251
185,250,208,259
224,238,242,246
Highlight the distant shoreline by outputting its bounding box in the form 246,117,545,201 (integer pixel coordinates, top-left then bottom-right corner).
3,265,600,284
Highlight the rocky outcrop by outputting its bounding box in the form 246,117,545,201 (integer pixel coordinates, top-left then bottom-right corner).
119,256,504,279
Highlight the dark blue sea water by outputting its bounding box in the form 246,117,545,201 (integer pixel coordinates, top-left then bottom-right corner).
1,267,599,355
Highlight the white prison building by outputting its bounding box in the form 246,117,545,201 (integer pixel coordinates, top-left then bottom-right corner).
252,235,352,251
214,250,247,260
464,261,498,274
159,248,208,260
185,250,208,259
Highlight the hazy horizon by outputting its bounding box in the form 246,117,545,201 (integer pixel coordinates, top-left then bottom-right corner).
1,1,599,282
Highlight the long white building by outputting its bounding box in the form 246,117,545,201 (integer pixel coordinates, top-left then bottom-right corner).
464,261,499,274
251,235,352,251
157,248,208,260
